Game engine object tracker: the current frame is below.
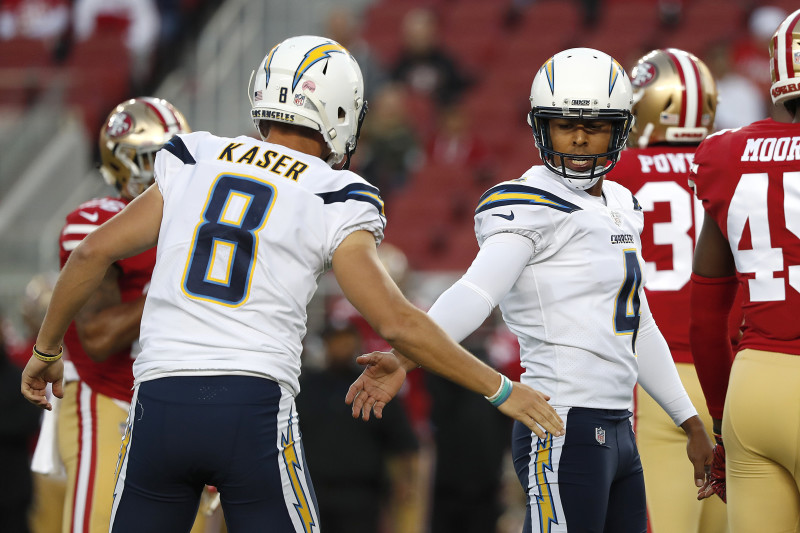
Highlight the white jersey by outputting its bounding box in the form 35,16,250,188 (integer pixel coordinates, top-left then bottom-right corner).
134,132,385,394
475,166,646,409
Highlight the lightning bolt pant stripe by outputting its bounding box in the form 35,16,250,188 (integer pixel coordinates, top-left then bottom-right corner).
512,406,647,532
108,375,319,533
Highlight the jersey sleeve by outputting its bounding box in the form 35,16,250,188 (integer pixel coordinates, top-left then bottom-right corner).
154,132,200,199
59,198,127,267
473,181,582,254
688,130,733,220
318,173,386,268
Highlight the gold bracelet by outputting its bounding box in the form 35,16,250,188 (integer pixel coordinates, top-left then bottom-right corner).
33,345,63,362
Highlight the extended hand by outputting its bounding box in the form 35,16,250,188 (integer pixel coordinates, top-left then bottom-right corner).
21,357,64,411
497,382,564,439
346,351,407,421
680,415,714,492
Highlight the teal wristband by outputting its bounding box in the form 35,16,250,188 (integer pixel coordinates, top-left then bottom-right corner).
485,374,513,407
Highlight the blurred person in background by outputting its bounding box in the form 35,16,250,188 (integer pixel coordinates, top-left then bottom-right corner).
21,35,563,533
48,97,219,533
324,5,387,102
0,0,69,43
705,39,767,131
501,0,601,29
425,317,511,533
357,82,422,200
425,102,493,187
72,0,160,89
730,6,787,100
723,5,792,123
297,321,420,533
690,9,800,531
5,273,59,369
611,47,729,533
0,314,42,533
390,7,471,107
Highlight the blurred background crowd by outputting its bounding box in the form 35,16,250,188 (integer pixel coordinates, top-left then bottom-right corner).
0,0,794,531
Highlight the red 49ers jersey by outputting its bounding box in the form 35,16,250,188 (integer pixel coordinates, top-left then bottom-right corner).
611,146,702,363
59,196,157,402
691,118,800,355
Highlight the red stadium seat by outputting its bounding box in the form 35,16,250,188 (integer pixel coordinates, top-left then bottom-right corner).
513,0,583,39
0,38,52,68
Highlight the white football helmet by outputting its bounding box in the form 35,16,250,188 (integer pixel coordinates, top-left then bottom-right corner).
769,9,800,109
99,97,190,199
249,35,367,169
629,48,717,148
529,48,634,190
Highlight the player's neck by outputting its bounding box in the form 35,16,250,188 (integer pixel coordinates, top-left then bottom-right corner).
586,178,604,197
265,129,326,160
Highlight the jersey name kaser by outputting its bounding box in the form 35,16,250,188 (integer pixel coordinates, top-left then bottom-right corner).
217,142,309,181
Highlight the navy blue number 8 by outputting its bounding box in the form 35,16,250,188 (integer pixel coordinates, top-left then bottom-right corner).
184,174,275,306
614,249,643,351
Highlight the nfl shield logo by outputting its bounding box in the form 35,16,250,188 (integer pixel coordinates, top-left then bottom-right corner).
595,427,606,445
294,94,306,106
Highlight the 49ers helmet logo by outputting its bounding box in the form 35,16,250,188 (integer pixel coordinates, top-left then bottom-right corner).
106,112,133,138
632,62,657,88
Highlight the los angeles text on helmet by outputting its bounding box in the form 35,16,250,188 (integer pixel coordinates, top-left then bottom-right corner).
252,109,296,122
741,136,800,162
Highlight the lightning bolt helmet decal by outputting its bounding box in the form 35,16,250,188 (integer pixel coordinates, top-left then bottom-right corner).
609,58,624,96
542,57,555,95
292,42,349,91
262,44,280,89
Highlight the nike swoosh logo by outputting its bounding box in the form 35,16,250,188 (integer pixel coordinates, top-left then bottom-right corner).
78,211,99,222
492,211,515,221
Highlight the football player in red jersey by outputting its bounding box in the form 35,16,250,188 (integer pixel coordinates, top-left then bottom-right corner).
610,48,730,533
690,8,800,532
49,97,216,533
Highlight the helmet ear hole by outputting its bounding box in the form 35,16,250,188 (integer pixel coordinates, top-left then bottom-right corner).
338,107,346,122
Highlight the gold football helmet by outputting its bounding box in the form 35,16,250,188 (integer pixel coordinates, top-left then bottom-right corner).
769,9,800,108
99,97,190,199
628,48,717,148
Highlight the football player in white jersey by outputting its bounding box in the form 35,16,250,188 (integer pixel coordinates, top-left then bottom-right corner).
20,35,564,533
347,48,714,533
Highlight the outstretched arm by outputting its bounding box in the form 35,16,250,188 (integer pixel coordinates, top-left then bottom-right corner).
335,231,563,438
21,185,163,410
